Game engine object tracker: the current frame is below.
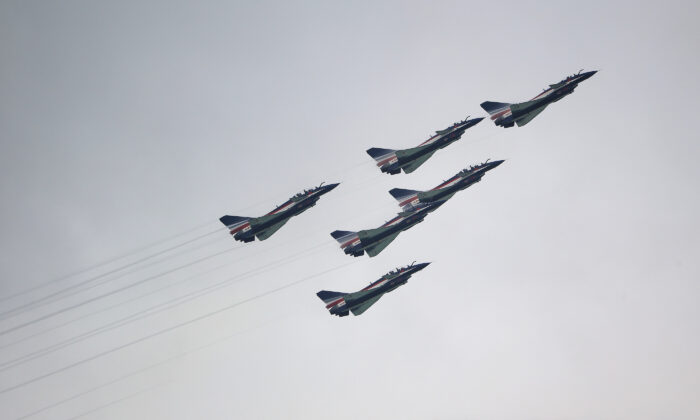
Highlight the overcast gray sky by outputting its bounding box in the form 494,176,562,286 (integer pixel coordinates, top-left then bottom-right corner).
1,1,699,419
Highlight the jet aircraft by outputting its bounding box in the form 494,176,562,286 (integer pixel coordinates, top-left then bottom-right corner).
317,262,430,317
389,159,504,211
481,70,597,128
220,182,339,242
330,201,445,257
367,116,483,175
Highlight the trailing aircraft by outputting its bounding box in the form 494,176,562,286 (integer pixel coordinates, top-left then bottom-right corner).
220,183,339,242
317,262,430,317
389,160,504,211
330,201,445,257
481,70,597,128
366,116,483,175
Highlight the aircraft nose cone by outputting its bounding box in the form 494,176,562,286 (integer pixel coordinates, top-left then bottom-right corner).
325,182,340,191
489,159,505,169
414,262,431,271
471,117,485,124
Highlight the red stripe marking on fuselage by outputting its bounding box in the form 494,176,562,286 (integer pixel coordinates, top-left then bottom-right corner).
230,223,250,234
377,156,396,167
432,175,460,190
326,298,344,309
361,279,386,291
490,108,510,120
267,200,294,215
340,237,358,248
418,134,439,146
531,87,552,100
382,216,402,227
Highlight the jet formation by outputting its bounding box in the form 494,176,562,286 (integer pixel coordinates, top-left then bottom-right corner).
367,116,483,175
218,69,597,317
317,262,430,316
481,70,597,128
219,182,339,242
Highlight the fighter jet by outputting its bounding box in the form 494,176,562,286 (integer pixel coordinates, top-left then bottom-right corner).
220,182,339,243
317,262,430,317
366,116,483,175
389,159,504,211
481,69,597,128
330,200,445,257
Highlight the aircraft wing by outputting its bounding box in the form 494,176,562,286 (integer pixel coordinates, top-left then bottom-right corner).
515,105,548,127
402,151,435,174
365,232,401,257
350,294,383,316
438,191,457,202
255,218,290,240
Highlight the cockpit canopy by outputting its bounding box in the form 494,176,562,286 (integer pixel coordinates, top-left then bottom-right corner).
459,159,491,176
559,69,584,85
435,116,470,135
385,261,417,276
292,182,326,198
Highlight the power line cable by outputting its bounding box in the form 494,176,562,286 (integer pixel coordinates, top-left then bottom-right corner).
63,381,168,420
0,223,322,352
0,260,357,395
0,245,238,336
15,315,295,420
0,222,216,306
0,241,330,370
0,229,221,321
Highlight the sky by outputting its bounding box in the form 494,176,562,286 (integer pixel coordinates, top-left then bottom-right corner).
1,1,699,419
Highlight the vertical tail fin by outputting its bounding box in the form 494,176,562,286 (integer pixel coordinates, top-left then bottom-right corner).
219,216,253,242
480,101,514,127
366,147,396,162
219,215,251,231
317,290,347,306
480,101,511,116
330,230,359,249
366,147,397,165
388,188,422,210
316,290,348,316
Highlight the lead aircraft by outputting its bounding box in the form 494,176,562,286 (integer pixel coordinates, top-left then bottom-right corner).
481,70,597,128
